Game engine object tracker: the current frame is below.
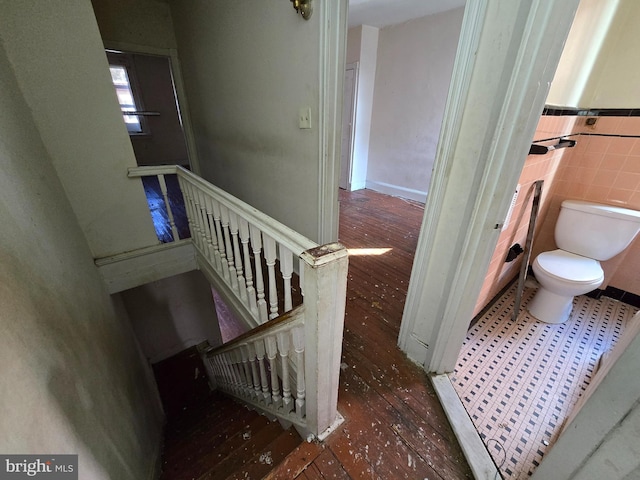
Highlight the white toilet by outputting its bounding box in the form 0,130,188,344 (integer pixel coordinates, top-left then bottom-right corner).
527,200,640,324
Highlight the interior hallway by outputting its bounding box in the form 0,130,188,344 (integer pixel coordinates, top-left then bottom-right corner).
157,188,473,479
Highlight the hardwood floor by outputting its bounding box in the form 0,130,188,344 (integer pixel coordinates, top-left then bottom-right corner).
158,188,474,479
269,189,472,479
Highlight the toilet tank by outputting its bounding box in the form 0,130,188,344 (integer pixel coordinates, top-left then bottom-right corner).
555,200,640,260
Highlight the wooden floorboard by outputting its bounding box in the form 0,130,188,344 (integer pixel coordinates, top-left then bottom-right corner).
288,189,473,479
158,189,473,479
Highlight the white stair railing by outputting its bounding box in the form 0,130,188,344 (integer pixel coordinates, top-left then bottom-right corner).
129,165,318,328
128,166,349,438
203,241,348,439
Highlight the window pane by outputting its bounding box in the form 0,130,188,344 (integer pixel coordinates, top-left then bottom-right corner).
109,65,142,133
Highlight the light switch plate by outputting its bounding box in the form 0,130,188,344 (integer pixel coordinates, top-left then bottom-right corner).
299,107,312,129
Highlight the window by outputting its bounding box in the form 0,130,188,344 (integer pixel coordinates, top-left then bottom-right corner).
109,64,144,134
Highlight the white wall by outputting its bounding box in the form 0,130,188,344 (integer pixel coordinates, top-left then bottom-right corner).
170,0,330,242
366,8,464,202
0,0,160,259
0,37,163,478
91,0,178,50
547,0,640,108
120,271,223,363
583,0,640,107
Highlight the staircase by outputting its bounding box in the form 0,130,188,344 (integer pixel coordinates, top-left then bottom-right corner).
155,348,303,480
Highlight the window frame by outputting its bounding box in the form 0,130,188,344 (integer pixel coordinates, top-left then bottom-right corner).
106,50,149,136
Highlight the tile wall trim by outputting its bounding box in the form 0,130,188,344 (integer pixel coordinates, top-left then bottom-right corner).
543,107,640,117
585,287,640,309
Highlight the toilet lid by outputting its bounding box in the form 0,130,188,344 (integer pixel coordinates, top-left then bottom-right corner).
535,250,604,284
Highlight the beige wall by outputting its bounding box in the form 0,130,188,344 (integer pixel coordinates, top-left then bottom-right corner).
365,8,464,201
0,37,163,478
91,0,177,50
548,0,640,108
0,0,159,258
170,0,329,241
120,271,223,363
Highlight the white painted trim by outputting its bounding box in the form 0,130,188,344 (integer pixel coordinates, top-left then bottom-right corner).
102,41,201,175
317,0,348,244
431,374,499,480
364,180,427,203
349,180,367,191
342,62,359,191
196,248,260,331
399,0,580,374
398,0,488,365
96,240,196,293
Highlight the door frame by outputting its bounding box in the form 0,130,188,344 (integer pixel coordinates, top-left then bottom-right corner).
340,62,359,191
398,0,580,372
103,41,201,175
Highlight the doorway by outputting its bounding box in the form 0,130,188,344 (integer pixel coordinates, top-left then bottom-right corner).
106,50,190,168
339,63,358,190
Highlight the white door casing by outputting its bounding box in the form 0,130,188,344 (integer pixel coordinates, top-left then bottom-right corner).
339,63,358,190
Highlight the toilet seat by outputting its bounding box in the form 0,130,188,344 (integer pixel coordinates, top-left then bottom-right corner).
535,249,604,284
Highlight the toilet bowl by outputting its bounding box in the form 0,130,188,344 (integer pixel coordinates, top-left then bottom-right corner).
527,250,604,324
527,200,640,324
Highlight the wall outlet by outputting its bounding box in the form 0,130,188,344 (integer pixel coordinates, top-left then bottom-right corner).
299,107,312,129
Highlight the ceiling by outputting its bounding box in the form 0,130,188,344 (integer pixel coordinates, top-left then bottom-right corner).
348,0,466,28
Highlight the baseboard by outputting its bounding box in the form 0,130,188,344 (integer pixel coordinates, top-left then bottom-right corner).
364,180,427,203
96,240,197,294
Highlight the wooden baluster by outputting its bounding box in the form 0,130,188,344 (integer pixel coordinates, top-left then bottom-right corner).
299,259,305,298
249,225,268,323
219,354,232,391
254,339,271,404
220,204,238,292
239,218,258,317
219,205,239,291
211,200,229,281
196,190,215,264
263,233,279,319
204,196,222,271
265,336,282,408
223,353,239,394
239,344,254,398
232,350,246,394
209,355,220,383
211,355,221,386
228,211,247,301
277,331,293,413
176,176,194,239
193,189,212,262
279,244,294,312
181,182,201,250
292,326,306,418
192,185,209,252
157,174,180,241
245,344,261,400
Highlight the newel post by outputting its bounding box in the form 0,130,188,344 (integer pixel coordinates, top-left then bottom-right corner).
300,242,349,438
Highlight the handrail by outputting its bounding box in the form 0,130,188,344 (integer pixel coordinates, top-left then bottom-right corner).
129,165,316,255
129,165,349,439
129,165,315,326
204,305,305,356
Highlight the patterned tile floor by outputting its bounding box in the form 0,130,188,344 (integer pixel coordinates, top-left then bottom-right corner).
450,282,639,478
